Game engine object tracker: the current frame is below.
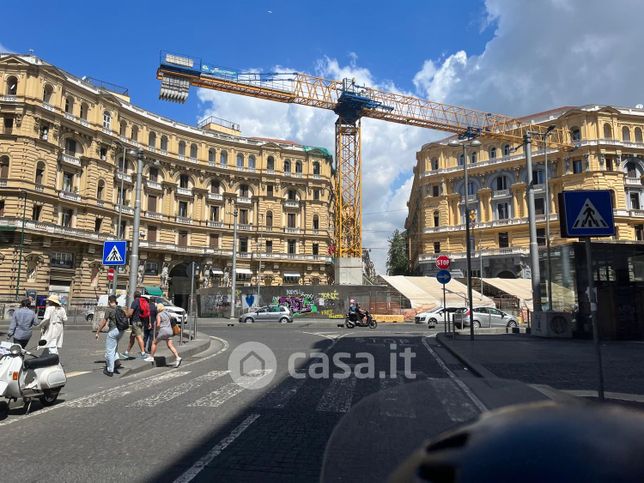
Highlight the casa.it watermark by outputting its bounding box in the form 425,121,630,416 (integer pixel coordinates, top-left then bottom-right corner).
228,342,416,389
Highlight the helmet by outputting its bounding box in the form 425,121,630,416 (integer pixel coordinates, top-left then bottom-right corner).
349,299,356,304
390,401,644,482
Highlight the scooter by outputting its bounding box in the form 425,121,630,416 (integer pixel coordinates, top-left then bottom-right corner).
345,310,377,329
0,339,66,415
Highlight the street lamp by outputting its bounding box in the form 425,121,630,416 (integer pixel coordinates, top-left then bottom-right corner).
112,143,130,295
449,135,481,341
15,191,27,299
256,213,264,304
127,149,144,306
229,203,238,320
540,125,556,311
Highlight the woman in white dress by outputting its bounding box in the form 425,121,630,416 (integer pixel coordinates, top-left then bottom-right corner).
40,295,67,353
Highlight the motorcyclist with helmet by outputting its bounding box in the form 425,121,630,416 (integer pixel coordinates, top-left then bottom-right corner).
348,298,366,325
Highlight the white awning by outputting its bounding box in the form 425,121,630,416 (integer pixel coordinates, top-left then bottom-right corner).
283,272,301,278
209,268,224,275
235,268,253,275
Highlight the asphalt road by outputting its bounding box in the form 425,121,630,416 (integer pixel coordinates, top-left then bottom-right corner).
0,324,494,482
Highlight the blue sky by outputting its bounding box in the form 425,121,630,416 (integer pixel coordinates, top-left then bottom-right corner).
3,1,642,272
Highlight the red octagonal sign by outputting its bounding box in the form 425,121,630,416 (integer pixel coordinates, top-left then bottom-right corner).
107,267,115,281
435,255,451,270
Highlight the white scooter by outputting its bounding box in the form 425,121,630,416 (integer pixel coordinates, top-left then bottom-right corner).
0,339,67,414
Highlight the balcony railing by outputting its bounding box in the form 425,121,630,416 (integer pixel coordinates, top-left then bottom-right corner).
176,216,192,224
236,196,252,204
625,177,643,187
146,180,162,191
208,220,224,228
58,190,81,202
207,192,223,201
42,102,56,112
146,211,164,220
284,227,301,234
0,179,8,187
491,189,510,199
116,204,134,215
116,171,132,183
176,187,193,197
60,152,81,167
238,223,252,231
0,95,18,102
284,200,300,208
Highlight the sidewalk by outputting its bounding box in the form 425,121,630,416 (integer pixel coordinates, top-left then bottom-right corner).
0,326,212,378
438,333,644,397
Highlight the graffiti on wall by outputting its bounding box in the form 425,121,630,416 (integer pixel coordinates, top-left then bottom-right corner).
271,289,343,317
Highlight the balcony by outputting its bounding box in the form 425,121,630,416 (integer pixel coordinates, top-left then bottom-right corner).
58,190,81,202
176,216,192,225
34,184,45,192
0,179,8,188
630,209,644,218
60,152,81,167
146,211,164,220
236,196,252,205
116,204,134,215
284,200,300,209
492,189,510,199
42,102,56,112
238,223,253,231
625,177,643,187
146,180,162,191
116,171,132,183
208,220,224,228
533,183,545,193
284,227,301,234
0,95,18,103
176,187,193,197
207,192,223,202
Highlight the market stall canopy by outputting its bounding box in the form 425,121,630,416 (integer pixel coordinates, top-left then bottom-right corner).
143,286,163,296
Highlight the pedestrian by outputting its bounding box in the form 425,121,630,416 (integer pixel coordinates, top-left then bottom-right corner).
40,295,67,353
142,295,158,353
122,291,149,359
145,304,181,367
95,295,129,377
7,298,38,348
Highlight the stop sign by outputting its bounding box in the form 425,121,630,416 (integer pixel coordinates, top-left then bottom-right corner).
435,255,451,270
107,267,115,281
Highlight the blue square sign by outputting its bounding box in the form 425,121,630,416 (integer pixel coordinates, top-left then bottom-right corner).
559,190,615,238
103,240,127,266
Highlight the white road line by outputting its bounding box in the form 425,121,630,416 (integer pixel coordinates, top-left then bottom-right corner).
188,370,272,408
174,413,261,483
67,371,189,408
254,377,306,409
301,331,346,341
430,378,479,422
316,376,357,413
65,371,92,378
127,370,230,408
421,336,487,413
379,372,417,419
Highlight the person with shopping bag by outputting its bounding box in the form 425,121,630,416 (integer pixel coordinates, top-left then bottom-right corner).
144,304,181,367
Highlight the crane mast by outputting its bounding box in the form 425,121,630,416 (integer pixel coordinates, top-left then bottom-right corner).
156,52,571,281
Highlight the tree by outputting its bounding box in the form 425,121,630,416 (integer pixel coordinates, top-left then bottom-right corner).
386,229,409,275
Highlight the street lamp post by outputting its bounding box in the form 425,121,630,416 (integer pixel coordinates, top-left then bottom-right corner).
449,136,481,341
15,191,27,299
230,205,238,320
541,126,556,311
112,143,127,295
524,133,542,313
256,214,264,305
127,149,144,306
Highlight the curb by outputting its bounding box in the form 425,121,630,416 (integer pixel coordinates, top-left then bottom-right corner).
436,333,499,379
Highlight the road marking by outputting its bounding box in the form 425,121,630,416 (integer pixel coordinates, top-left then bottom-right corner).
430,378,479,422
65,371,92,378
188,370,272,408
422,336,487,413
127,370,230,408
301,331,346,341
562,389,644,403
254,376,306,409
174,413,261,483
316,376,357,413
67,371,189,407
379,371,417,418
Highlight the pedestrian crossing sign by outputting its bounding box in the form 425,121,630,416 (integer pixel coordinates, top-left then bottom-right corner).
103,240,127,266
559,190,615,238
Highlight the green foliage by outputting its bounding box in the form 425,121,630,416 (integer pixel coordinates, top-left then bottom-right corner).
386,229,409,275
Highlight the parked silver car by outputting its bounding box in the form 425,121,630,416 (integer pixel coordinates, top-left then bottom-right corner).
239,305,293,324
453,307,518,329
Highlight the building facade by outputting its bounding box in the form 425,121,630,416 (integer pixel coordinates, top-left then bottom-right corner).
0,54,335,309
406,105,644,280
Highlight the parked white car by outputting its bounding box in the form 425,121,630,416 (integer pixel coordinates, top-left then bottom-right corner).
415,307,465,328
87,294,187,325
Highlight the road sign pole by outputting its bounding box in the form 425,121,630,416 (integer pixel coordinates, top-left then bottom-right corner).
127,150,144,307
584,238,605,400
525,133,542,314
443,283,448,335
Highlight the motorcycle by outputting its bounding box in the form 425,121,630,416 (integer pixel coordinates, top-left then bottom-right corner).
0,339,67,415
345,310,377,329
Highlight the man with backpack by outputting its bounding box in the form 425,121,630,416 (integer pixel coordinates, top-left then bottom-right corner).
122,291,149,360
95,295,129,377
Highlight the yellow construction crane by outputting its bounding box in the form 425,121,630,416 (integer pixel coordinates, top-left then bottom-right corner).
156,52,571,274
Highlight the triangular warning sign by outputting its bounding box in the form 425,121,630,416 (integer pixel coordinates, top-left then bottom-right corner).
572,198,608,229
106,245,123,262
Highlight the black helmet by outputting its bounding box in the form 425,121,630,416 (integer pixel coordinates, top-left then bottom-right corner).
389,401,644,482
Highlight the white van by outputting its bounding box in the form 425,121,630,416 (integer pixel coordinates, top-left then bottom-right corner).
88,294,187,324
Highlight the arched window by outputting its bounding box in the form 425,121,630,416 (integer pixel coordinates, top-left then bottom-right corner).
570,127,581,142
35,161,45,185
248,155,256,169
0,155,9,179
266,211,273,229
433,211,440,227
489,147,497,159
103,111,111,130
503,144,511,156
636,127,643,143
623,126,631,142
179,174,190,188
431,158,439,170
178,141,186,156
6,76,17,95
148,131,156,148
626,162,638,178
210,180,220,194
97,179,105,200
287,189,297,200
43,84,53,103
64,137,78,155
190,143,198,159
284,159,291,172
131,126,139,142
237,153,244,168
470,152,477,164
160,135,168,151
295,160,303,173
80,102,88,120
267,156,275,170
458,154,464,166
220,150,228,166
208,148,216,163
467,181,476,196
313,161,320,175
313,214,320,230
119,120,127,136
603,123,613,139
495,175,508,191
65,96,74,114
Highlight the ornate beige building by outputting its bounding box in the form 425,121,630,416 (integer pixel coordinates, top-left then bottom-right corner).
0,53,334,308
407,105,644,279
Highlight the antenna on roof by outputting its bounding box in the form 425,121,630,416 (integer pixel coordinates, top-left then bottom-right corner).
636,104,643,109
